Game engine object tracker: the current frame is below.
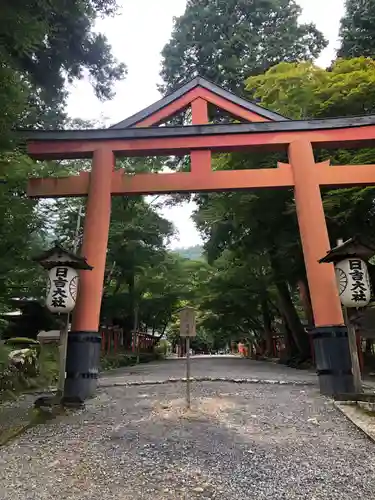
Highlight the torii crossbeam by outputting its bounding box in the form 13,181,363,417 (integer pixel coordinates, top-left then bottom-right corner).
22,75,375,400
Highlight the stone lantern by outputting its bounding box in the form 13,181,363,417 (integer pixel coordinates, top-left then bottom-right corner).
34,241,93,314
34,241,94,403
319,236,374,309
316,236,375,396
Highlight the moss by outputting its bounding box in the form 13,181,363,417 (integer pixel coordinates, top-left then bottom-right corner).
0,405,70,447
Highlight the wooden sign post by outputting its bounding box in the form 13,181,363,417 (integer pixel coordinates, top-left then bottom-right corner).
179,306,196,409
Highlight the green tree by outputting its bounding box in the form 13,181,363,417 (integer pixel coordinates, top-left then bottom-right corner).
100,196,174,335
0,1,127,326
0,0,126,146
194,180,309,359
245,58,375,245
160,0,326,94
245,58,375,118
159,0,329,360
0,153,52,306
338,0,375,59
195,58,375,361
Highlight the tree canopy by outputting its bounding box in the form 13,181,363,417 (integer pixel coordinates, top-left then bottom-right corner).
338,0,375,59
159,0,375,362
0,0,126,148
160,0,327,94
0,1,126,327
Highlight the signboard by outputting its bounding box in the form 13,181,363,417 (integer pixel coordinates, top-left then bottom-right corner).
179,307,196,337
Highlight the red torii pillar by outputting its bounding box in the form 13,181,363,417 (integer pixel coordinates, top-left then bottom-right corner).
288,140,349,394
288,140,343,327
64,148,114,402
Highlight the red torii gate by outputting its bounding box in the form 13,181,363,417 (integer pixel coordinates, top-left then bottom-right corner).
24,76,375,399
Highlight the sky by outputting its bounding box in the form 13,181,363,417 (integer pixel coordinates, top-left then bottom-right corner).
67,0,346,249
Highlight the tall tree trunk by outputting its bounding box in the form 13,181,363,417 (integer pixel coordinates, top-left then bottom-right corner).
156,316,171,340
126,272,136,338
261,296,274,356
276,280,310,359
298,278,314,327
269,252,310,359
271,299,299,362
280,311,299,361
366,339,373,355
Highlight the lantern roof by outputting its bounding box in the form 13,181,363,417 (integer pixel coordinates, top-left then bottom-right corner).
318,235,375,264
33,241,93,270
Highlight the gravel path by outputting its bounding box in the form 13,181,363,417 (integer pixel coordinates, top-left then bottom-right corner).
1,379,375,499
1,356,315,444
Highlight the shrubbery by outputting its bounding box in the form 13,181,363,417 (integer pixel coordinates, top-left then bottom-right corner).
0,338,164,401
0,342,58,400
5,337,41,355
100,352,159,371
154,339,171,359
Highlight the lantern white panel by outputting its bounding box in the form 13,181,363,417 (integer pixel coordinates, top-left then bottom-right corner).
46,266,79,313
335,258,371,308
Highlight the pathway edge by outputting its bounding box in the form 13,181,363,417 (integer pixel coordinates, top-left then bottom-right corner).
98,376,317,388
334,401,375,444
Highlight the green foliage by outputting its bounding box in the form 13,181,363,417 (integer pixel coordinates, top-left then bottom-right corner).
101,195,175,333
245,59,375,244
160,0,327,93
5,338,40,353
175,245,204,261
100,352,159,371
0,0,126,151
0,153,52,305
0,1,127,325
5,338,39,345
245,58,375,119
101,193,211,339
191,328,215,353
338,0,375,59
154,339,171,359
0,345,40,396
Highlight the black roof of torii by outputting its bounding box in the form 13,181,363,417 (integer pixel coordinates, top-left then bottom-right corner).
110,75,288,129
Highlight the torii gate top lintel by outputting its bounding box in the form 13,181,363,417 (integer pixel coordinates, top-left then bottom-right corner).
109,75,288,129
24,71,375,162
25,115,375,160
25,74,375,199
